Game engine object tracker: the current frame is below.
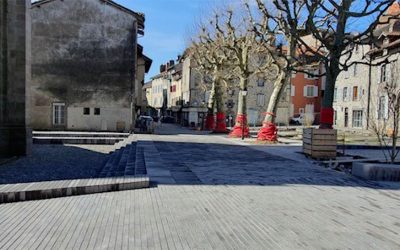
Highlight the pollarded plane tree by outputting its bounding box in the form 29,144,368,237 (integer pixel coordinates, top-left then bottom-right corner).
257,0,395,129
205,8,276,138
191,25,234,133
248,0,305,142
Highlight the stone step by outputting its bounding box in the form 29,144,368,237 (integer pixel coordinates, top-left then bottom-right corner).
0,176,149,204
33,131,129,138
125,143,137,176
99,152,116,177
135,146,147,175
106,146,125,177
33,137,124,145
116,144,131,176
99,135,148,179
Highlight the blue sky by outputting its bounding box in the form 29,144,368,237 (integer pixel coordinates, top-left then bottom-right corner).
114,0,215,81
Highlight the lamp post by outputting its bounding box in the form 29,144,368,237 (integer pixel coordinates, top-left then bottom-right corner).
241,89,248,140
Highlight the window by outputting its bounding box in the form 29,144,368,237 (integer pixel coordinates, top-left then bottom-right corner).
333,88,337,102
353,86,358,101
299,108,305,114
378,96,387,120
353,64,357,76
256,94,266,106
352,110,363,128
256,78,265,87
380,64,387,83
94,108,100,115
53,103,65,125
343,87,348,101
291,85,295,96
304,85,318,97
83,107,90,115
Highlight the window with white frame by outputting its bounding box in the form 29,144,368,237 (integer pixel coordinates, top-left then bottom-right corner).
53,103,65,125
380,64,387,83
378,96,387,120
256,78,265,87
256,94,266,106
352,110,363,128
291,85,295,96
304,85,318,97
343,87,348,101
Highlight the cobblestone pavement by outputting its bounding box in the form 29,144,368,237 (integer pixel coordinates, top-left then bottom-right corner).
0,144,112,184
1,124,400,249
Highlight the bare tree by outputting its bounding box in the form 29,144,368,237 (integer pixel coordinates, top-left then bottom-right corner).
370,59,400,163
256,0,395,129
199,8,276,138
251,0,302,141
191,27,232,132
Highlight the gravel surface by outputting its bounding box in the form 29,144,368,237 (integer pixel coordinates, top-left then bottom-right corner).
0,144,114,184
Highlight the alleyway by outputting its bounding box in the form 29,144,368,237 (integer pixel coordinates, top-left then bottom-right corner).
1,124,400,249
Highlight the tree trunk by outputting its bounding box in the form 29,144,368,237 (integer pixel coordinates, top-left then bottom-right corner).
391,112,398,163
320,59,340,129
205,81,215,130
214,78,227,133
229,77,249,138
257,71,286,142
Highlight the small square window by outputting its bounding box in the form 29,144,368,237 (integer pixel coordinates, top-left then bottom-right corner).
83,107,90,115
257,78,265,87
94,108,100,115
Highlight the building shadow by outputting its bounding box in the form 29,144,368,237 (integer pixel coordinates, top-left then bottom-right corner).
0,144,110,184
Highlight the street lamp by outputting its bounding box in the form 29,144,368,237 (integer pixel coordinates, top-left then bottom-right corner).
241,88,248,140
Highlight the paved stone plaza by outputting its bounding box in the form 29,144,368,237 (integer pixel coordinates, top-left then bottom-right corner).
1,125,400,249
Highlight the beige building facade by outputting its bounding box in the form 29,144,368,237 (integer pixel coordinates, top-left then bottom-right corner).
30,0,146,132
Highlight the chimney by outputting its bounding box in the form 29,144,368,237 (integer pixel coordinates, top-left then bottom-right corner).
160,64,166,73
169,60,175,67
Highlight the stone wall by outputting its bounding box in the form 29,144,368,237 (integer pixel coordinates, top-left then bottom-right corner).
0,0,31,157
31,0,138,131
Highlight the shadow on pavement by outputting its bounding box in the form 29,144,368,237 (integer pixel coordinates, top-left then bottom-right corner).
149,140,400,190
0,144,109,184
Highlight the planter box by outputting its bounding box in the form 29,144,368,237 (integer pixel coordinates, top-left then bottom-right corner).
303,128,337,159
353,162,400,181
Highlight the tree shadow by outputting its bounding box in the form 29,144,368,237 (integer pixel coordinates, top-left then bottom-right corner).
149,140,400,190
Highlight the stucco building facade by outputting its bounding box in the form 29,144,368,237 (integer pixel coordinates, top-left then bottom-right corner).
333,2,400,131
30,0,145,132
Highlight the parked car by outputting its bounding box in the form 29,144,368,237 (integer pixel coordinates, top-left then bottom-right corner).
136,116,155,134
161,116,175,123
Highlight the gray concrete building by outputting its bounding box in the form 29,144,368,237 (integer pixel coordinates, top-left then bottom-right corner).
31,0,145,132
0,0,32,157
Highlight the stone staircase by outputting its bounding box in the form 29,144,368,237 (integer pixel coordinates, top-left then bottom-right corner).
33,131,129,145
99,135,147,178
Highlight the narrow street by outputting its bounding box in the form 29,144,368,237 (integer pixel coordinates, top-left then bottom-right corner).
1,125,400,249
